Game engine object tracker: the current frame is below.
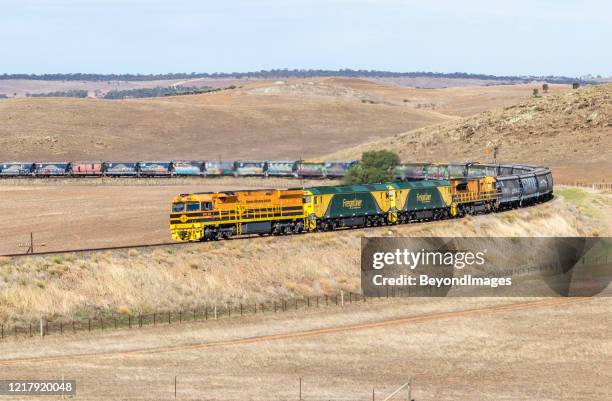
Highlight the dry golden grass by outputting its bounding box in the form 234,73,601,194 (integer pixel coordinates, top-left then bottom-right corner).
0,191,604,325
0,297,609,400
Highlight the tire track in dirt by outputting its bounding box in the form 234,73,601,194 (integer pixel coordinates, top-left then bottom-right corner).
0,297,589,366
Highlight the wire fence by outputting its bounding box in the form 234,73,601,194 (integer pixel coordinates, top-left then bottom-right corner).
565,182,612,190
0,291,366,341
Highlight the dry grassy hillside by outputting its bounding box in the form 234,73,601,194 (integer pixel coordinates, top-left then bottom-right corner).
0,78,549,161
0,79,446,161
327,84,612,182
0,187,606,324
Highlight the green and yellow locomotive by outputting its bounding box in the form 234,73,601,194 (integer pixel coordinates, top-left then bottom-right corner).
170,175,501,241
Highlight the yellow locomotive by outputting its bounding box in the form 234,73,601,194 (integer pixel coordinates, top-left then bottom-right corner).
170,189,305,241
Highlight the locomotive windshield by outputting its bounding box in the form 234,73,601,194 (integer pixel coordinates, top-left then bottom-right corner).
186,202,200,211
172,203,185,212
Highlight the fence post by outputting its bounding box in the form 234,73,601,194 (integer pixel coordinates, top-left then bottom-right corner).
114,317,117,329
274,301,277,313
128,315,131,329
240,304,243,316
325,295,328,306
1,324,3,339
227,305,230,319
139,312,142,328
295,299,298,310
46,320,49,336
29,323,32,337
214,306,218,320
60,322,63,334
307,297,310,308
179,311,182,323
88,319,91,332
168,312,171,324
72,320,75,333
100,318,104,331
40,318,44,337
154,313,157,326
193,309,197,321
205,307,208,321
316,296,319,308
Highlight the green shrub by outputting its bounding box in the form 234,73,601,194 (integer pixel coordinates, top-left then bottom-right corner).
343,150,400,184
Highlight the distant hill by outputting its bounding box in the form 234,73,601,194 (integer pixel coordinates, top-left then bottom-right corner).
0,78,541,162
325,84,612,183
0,69,595,84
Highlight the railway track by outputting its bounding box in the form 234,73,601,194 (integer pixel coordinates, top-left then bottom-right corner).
2,196,555,258
0,297,589,366
1,196,555,258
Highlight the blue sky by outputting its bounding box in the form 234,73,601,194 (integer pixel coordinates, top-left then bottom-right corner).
1,0,610,76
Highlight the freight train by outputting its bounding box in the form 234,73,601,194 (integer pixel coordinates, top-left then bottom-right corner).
169,163,553,242
0,160,359,178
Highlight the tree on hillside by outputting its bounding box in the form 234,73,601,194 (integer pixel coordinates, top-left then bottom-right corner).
343,150,400,184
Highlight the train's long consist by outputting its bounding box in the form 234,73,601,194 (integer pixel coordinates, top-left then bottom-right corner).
0,160,358,178
169,162,553,241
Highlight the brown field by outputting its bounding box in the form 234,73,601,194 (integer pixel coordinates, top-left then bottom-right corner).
0,177,327,255
0,297,610,400
0,78,554,161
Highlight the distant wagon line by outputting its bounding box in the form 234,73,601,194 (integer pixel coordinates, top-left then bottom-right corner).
0,160,358,178
0,160,548,181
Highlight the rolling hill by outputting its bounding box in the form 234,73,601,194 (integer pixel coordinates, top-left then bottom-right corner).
0,78,549,161
326,84,611,183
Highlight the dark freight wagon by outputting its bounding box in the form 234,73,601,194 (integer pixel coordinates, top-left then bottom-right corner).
496,175,522,207
447,163,468,179
393,164,425,181
518,174,539,204
103,162,139,176
33,163,71,176
172,161,204,176
324,161,358,178
0,162,34,176
138,161,172,176
204,161,235,176
266,161,298,177
234,161,268,176
297,161,327,178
